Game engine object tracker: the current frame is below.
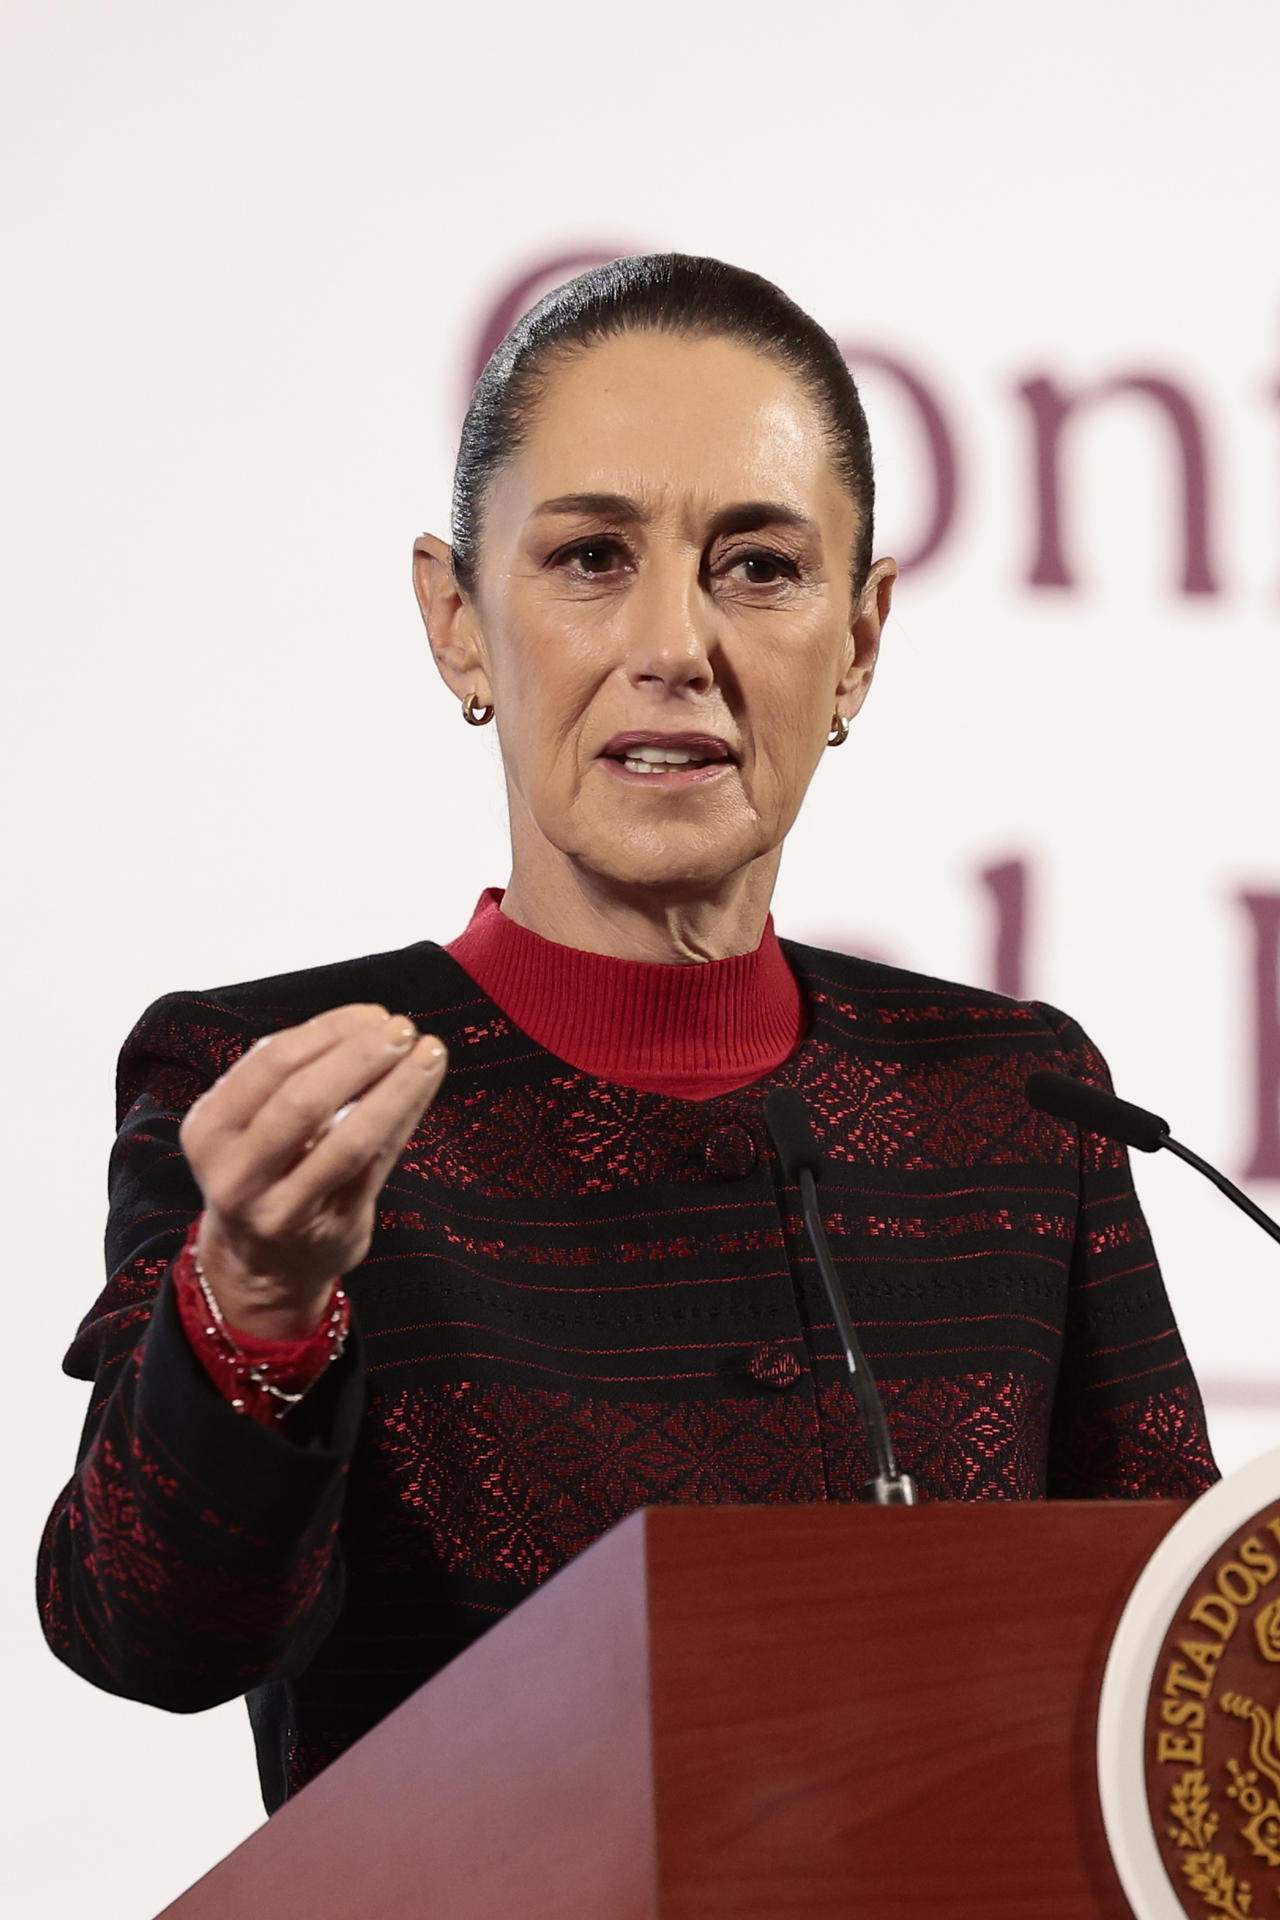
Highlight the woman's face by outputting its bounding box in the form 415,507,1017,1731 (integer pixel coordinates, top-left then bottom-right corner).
421,330,895,902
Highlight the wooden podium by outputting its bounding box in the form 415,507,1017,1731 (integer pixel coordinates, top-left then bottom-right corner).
158,1502,1182,1919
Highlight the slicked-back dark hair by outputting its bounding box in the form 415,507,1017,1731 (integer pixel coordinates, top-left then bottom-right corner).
451,253,875,596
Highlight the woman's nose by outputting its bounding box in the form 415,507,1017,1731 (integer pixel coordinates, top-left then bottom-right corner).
622,558,716,694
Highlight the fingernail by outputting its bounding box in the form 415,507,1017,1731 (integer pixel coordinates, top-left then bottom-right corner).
387,1018,418,1050
419,1037,446,1067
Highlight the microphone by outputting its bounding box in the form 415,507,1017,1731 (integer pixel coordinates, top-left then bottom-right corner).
765,1088,918,1506
1025,1069,1280,1248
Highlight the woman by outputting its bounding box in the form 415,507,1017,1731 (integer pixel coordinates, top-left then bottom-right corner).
38,254,1216,1813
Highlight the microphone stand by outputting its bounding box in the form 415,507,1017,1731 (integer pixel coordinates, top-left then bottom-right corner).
791,1160,918,1506
1157,1135,1280,1247
1024,1069,1280,1248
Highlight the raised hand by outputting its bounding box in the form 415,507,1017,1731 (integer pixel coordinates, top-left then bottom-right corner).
179,1004,447,1338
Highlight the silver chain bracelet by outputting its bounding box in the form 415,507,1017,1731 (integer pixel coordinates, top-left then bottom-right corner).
191,1247,349,1420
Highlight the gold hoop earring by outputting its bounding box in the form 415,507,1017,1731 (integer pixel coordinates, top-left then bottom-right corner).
827,713,850,748
462,692,495,727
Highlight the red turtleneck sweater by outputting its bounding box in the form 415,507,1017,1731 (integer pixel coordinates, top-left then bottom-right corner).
447,888,804,1098
176,891,806,1413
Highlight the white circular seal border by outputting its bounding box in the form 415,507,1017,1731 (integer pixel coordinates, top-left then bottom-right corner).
1097,1445,1280,1920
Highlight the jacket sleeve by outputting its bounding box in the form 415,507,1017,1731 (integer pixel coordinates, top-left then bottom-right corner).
36,991,366,1711
1034,1003,1219,1500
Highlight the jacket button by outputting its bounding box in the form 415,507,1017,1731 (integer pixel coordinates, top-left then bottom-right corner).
747,1343,803,1390
705,1124,757,1179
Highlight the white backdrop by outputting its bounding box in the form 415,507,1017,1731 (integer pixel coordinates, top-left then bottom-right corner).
4,2,1280,1911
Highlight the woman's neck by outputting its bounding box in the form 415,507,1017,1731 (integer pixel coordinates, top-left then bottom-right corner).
499,848,783,965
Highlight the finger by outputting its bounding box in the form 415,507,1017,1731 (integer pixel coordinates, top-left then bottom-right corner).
216,1016,425,1202
188,1004,391,1142
258,1037,447,1229
345,1039,451,1200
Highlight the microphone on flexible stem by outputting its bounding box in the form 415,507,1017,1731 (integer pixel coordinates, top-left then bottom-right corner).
765,1088,918,1506
1024,1070,1280,1247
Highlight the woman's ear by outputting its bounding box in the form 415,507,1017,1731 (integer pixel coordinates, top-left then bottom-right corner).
834,556,897,723
412,533,493,708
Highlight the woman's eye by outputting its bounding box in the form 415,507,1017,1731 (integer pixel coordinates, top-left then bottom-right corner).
558,538,627,576
732,550,798,586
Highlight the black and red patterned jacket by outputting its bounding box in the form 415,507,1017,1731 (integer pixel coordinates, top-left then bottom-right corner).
37,939,1217,1810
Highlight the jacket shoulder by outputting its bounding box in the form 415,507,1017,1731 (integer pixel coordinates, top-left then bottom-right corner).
116,941,469,1122
779,939,1084,1049
189,938,462,1022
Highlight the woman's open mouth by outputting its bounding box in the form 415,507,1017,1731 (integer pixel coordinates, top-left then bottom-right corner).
600,732,737,785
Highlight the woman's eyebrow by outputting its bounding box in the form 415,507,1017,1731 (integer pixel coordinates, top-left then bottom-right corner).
707,501,818,540
531,492,642,522
530,494,819,539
